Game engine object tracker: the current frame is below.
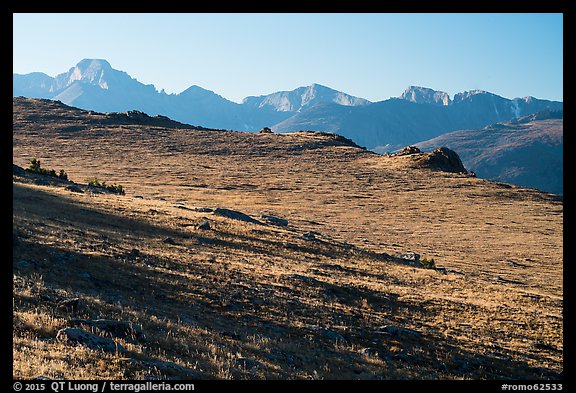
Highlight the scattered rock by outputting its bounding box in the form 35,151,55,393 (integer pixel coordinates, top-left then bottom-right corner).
302,231,319,241
194,207,213,213
261,214,288,227
375,325,421,338
318,263,344,271
394,145,421,156
65,184,84,193
127,248,141,260
393,252,420,265
197,221,211,230
504,259,530,268
290,274,319,284
134,195,144,199
70,319,144,339
162,237,177,245
497,276,526,285
359,347,381,358
432,267,448,274
57,298,81,313
213,208,262,225
146,359,200,377
56,327,126,353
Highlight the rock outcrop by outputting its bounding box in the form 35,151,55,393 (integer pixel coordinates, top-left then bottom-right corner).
413,147,468,173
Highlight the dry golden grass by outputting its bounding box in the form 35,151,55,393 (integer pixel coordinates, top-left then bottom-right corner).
12,98,562,380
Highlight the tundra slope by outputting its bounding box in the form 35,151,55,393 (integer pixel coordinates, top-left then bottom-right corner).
12,98,563,380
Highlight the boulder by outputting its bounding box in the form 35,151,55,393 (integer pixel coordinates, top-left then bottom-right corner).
261,214,288,227
414,147,467,173
57,298,82,313
376,325,421,338
394,252,420,263
197,221,211,230
56,327,126,353
213,208,262,225
194,207,213,213
69,319,144,339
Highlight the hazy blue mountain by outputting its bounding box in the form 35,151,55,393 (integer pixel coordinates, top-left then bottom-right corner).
414,111,563,195
14,59,563,149
13,72,56,98
274,88,562,151
13,59,296,131
272,99,455,150
242,83,370,112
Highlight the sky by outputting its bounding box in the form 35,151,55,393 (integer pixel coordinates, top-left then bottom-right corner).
13,13,563,103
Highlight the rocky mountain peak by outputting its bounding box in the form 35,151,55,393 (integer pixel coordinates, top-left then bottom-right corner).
400,86,451,106
452,89,496,103
52,59,128,92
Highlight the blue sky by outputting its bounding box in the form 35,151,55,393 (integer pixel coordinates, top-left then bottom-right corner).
13,13,563,103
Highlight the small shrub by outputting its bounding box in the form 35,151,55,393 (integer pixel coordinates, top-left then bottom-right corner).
26,158,68,181
106,184,125,195
87,177,104,187
28,158,42,172
420,257,436,268
87,177,125,195
58,169,68,181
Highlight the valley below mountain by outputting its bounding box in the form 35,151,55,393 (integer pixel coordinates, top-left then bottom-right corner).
12,98,563,380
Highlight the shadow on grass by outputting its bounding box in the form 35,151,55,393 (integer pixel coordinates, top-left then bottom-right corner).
12,184,561,380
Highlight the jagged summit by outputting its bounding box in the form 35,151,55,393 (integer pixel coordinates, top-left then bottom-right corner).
75,58,112,70
55,59,118,90
242,83,371,112
400,86,451,106
452,89,499,103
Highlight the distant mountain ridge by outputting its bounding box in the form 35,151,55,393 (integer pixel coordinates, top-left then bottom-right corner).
14,59,563,149
242,83,370,112
274,89,562,151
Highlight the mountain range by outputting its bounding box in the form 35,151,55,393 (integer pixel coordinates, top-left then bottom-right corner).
13,59,562,151
13,59,563,194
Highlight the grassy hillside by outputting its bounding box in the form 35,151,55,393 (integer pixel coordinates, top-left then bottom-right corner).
13,98,563,380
